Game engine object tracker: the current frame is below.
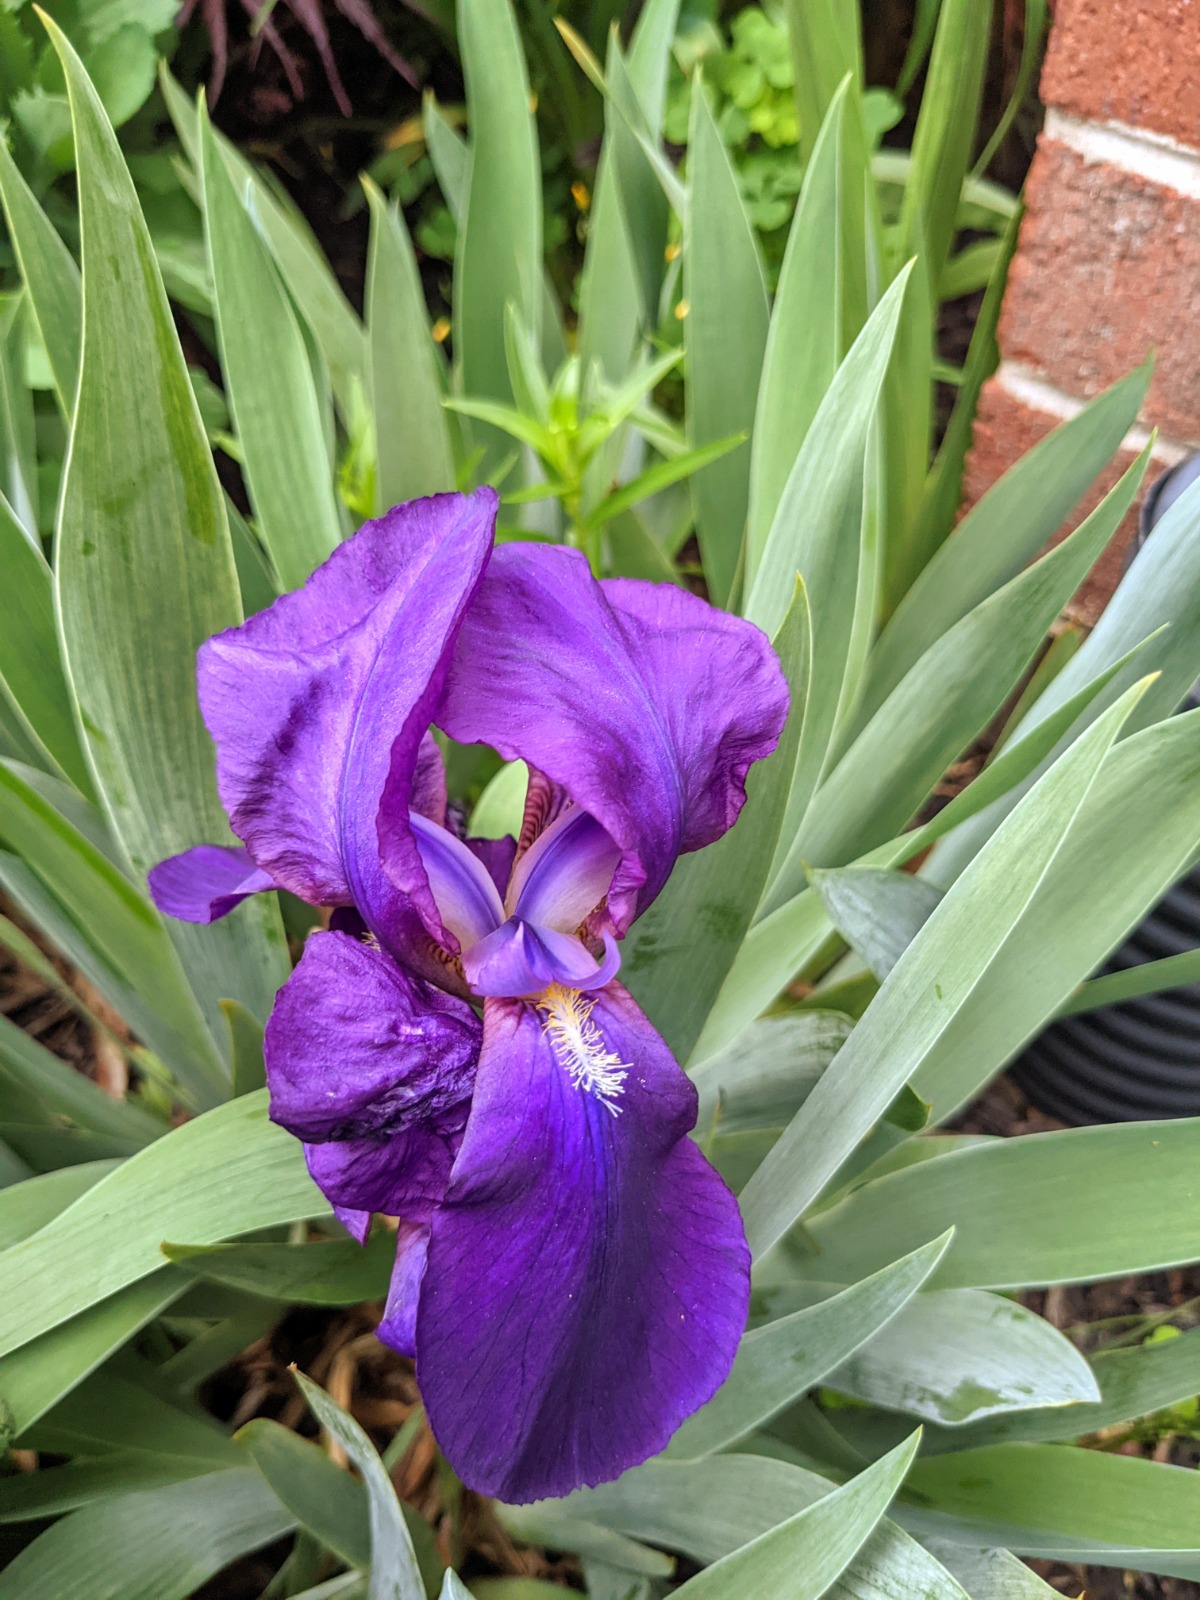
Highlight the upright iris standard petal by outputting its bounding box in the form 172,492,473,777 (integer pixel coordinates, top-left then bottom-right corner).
196,490,496,927
409,812,505,951
432,544,789,931
415,984,750,1503
148,845,276,923
265,930,479,1221
507,807,622,932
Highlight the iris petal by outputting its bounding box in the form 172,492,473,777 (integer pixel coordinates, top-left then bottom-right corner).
378,1221,431,1358
416,984,749,1502
195,490,496,926
265,930,479,1144
462,919,620,998
409,812,505,952
435,544,788,933
507,806,621,932
148,844,276,924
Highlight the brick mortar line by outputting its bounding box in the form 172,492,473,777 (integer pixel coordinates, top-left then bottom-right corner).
1043,108,1200,200
995,361,1193,464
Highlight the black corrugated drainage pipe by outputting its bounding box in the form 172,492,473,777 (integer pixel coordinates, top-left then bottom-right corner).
1010,453,1200,1124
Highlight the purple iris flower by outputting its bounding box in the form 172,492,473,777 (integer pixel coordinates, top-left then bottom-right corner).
149,489,788,1502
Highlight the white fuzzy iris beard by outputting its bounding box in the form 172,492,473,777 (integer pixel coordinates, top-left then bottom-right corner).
536,983,629,1116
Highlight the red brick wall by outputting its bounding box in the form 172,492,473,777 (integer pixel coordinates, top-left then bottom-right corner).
963,0,1199,622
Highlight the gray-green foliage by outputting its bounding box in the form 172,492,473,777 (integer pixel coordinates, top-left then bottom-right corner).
0,1,1198,1596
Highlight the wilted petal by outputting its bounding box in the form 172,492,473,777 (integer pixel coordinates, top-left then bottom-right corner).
435,545,787,930
417,984,749,1502
265,930,479,1144
197,490,495,932
148,844,275,923
303,1128,459,1225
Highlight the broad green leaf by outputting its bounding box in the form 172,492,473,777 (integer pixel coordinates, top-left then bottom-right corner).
591,433,744,531
0,134,81,410
454,0,541,471
1059,946,1200,1016
0,1271,188,1437
603,509,682,584
684,84,769,606
295,1369,427,1600
0,1469,292,1600
623,584,810,1061
50,23,288,1044
365,179,455,507
924,1324,1200,1452
897,0,991,284
811,866,941,981
806,1116,1200,1289
601,31,674,336
916,206,1018,560
0,1010,160,1152
0,1090,324,1359
915,707,1200,1119
1019,475,1200,741
905,1444,1200,1578
860,363,1150,721
164,1229,394,1304
782,0,863,162
694,637,1148,1064
0,1161,115,1249
922,1542,1060,1600
0,849,231,1103
738,680,1147,1260
668,1233,950,1458
561,1449,966,1600
423,93,467,224
496,1504,674,1577
222,997,266,1097
27,1361,236,1461
469,758,528,840
226,495,279,616
785,444,1150,883
0,295,37,538
161,66,365,418
747,80,870,569
744,267,911,850
827,1288,1099,1423
0,1453,213,1523
691,1010,852,1136
876,243,936,615
576,0,679,385
200,102,340,590
0,762,231,1105
241,1418,445,1594
672,1433,920,1599
238,1419,371,1569
0,491,88,790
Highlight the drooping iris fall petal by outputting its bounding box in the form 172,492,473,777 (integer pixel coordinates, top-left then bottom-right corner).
416,983,750,1503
